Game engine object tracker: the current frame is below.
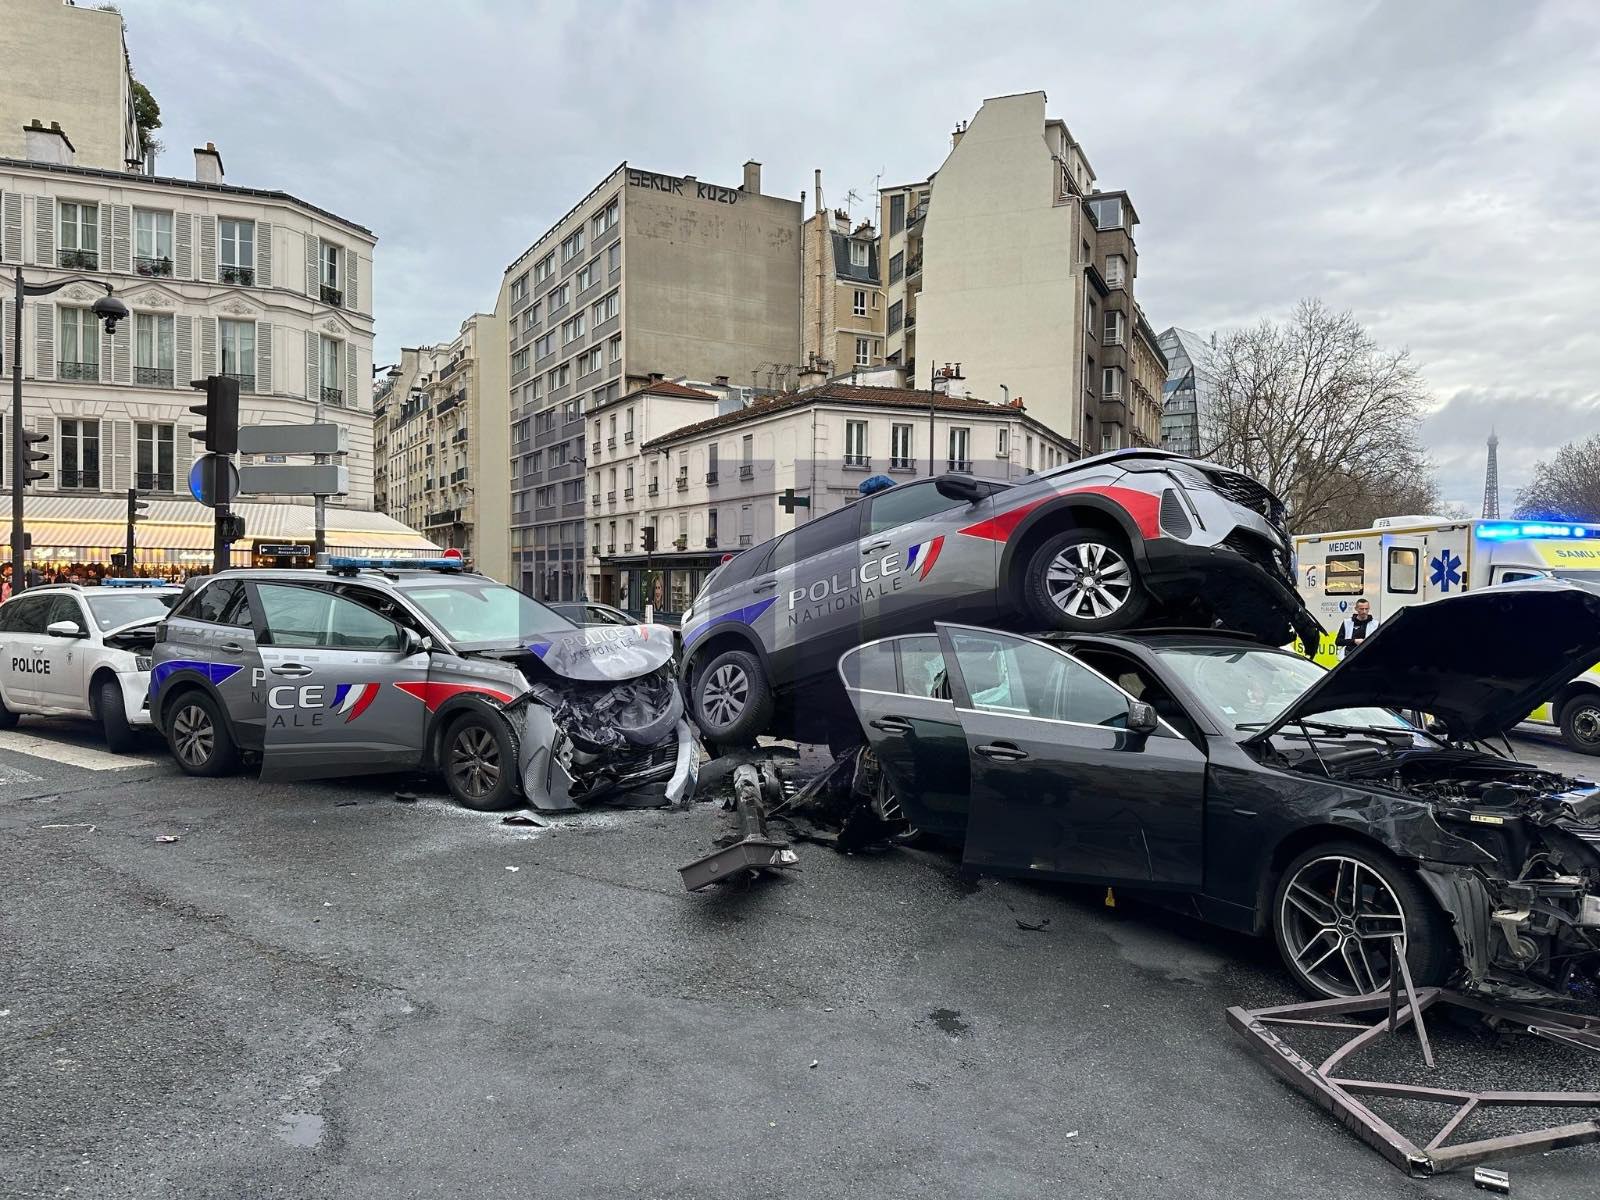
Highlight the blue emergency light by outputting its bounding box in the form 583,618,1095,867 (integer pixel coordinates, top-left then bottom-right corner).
1479,521,1600,541
325,556,465,572
101,577,172,588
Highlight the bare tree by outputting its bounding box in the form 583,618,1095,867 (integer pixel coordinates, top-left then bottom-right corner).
1198,299,1437,531
1514,433,1600,521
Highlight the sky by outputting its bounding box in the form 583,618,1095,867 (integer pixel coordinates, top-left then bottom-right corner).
119,0,1600,514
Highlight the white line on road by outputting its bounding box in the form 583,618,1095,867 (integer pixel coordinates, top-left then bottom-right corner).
0,730,164,772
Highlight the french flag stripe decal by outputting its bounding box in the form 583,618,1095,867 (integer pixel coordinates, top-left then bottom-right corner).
906,536,945,580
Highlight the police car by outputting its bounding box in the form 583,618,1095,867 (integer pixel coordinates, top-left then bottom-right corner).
149,558,697,811
0,579,182,752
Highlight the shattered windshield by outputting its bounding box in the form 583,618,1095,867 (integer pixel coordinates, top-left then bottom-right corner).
1151,645,1411,735
84,590,179,629
404,582,575,647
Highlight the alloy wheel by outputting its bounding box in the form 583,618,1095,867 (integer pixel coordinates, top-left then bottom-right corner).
1280,855,1409,996
449,725,501,801
701,663,749,730
172,703,215,768
1046,541,1133,620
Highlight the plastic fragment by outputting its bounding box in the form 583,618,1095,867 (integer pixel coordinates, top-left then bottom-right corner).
155,835,179,844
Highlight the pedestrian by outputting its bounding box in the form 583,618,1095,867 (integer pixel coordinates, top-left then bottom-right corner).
1335,598,1376,658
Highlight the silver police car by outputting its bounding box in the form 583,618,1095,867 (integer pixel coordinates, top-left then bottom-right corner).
149,558,696,811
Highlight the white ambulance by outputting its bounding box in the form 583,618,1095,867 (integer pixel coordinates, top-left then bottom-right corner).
1293,516,1600,754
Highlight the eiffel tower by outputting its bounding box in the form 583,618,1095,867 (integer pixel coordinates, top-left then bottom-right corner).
1482,431,1501,519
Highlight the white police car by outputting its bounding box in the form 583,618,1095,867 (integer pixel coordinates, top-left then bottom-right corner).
0,579,182,752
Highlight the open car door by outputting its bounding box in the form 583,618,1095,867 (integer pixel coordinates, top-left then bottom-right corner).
935,623,1207,887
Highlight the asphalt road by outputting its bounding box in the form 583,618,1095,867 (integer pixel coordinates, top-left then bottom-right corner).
1,719,1597,1200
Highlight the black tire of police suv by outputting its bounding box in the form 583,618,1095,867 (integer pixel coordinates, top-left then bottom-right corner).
1021,529,1151,632
691,647,773,748
166,689,241,777
97,677,136,754
441,710,519,812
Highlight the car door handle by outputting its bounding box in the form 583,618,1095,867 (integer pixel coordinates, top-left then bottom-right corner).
31,645,44,653
270,663,312,677
975,741,1029,762
753,580,777,593
869,716,912,734
219,641,246,654
862,541,891,555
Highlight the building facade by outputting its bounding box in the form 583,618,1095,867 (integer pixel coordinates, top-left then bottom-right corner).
636,381,1074,615
498,160,804,600
878,178,932,381
1157,326,1212,455
1127,307,1168,447
802,178,884,379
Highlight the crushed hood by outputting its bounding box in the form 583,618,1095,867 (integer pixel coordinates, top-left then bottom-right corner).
101,616,164,646
516,622,676,682
1253,580,1600,742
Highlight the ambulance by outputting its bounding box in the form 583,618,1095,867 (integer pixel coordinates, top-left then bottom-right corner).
1293,516,1600,754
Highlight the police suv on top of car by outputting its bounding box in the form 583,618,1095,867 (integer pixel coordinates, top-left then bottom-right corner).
0,578,182,751
148,557,697,811
678,447,1321,745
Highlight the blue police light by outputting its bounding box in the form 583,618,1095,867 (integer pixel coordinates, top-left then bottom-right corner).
1479,521,1600,541
326,556,465,571
102,577,172,588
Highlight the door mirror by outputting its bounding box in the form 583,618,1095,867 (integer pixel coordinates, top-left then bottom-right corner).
46,620,84,638
935,475,985,505
402,627,429,656
1127,700,1159,735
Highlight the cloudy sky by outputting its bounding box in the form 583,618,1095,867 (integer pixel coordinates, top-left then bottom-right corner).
122,0,1599,512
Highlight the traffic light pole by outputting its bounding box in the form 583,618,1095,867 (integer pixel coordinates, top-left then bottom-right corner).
125,488,136,571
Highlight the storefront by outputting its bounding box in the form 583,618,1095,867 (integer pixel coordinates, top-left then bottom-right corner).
603,550,728,618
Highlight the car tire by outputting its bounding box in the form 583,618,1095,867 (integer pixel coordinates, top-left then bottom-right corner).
1558,694,1600,756
1272,839,1454,1000
442,710,518,811
165,689,240,777
97,677,136,754
1021,529,1151,632
691,648,773,747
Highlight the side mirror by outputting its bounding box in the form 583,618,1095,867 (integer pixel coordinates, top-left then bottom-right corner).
935,475,985,505
1127,700,1159,735
403,628,429,656
46,620,84,638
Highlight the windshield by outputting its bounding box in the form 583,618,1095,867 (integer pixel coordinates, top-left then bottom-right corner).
84,590,178,629
403,582,575,646
1151,644,1412,734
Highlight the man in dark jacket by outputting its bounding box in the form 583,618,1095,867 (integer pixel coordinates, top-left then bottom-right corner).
1335,598,1376,657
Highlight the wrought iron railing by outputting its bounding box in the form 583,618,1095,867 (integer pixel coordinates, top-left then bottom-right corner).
220,264,255,286
135,366,174,387
57,360,98,381
320,284,343,307
135,255,173,278
58,249,97,270
320,386,344,406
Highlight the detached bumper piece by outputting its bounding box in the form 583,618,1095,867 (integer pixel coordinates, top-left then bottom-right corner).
678,762,796,892
1227,984,1600,1177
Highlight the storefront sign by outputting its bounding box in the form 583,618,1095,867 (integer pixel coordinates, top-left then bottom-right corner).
627,169,740,205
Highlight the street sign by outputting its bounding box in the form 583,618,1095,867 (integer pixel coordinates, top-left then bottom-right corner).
257,543,312,557
238,463,349,496
442,547,463,562
188,453,240,507
238,424,349,456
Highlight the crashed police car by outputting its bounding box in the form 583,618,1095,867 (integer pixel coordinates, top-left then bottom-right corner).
838,582,1600,1003
678,448,1319,745
149,558,696,811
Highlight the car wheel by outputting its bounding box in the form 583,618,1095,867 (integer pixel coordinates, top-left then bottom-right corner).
166,690,240,777
1559,694,1600,756
97,677,136,754
691,648,773,746
442,711,517,811
1272,840,1453,1000
1022,530,1150,631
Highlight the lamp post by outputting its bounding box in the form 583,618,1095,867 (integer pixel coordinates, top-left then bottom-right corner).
11,268,127,593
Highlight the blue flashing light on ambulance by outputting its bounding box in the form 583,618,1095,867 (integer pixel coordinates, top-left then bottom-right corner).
1293,515,1600,753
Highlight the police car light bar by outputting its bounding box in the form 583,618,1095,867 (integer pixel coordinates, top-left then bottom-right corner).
1479,521,1600,541
102,577,172,587
324,556,465,572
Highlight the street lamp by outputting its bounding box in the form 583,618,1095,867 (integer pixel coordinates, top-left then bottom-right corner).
11,268,127,593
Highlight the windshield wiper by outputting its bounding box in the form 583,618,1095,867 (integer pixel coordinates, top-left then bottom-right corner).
1235,718,1412,741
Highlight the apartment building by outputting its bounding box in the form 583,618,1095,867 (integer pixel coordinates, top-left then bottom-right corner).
636,380,1073,614
892,91,1152,453
1128,307,1168,447
802,178,885,378
497,160,804,600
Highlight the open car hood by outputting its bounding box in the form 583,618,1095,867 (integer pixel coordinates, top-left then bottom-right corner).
1250,580,1600,742
514,622,676,682
101,616,165,641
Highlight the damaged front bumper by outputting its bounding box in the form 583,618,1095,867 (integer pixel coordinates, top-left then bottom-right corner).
517,704,699,813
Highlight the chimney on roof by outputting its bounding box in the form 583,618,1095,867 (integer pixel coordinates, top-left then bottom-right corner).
797,356,829,391
951,119,967,149
715,375,729,387
742,160,762,194
23,120,74,165
194,142,224,185
648,372,665,385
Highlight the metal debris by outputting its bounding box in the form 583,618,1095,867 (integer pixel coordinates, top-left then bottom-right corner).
679,763,797,892
1473,1167,1511,1194
154,835,180,844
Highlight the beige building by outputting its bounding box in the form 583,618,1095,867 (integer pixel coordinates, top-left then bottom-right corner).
802,174,885,379
497,160,803,600
1128,306,1167,448
636,380,1073,614
893,91,1153,454
0,0,141,172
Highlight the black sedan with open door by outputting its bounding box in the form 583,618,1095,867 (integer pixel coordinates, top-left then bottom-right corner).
837,582,1600,1002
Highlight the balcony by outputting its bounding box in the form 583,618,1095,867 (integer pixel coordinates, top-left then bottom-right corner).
57,360,98,382
58,248,98,270
843,455,870,470
673,537,688,551
607,436,617,449
592,441,601,455
624,487,634,500
135,255,173,278
607,542,617,555
647,482,659,496
220,264,254,286
60,469,100,489
904,312,917,331
624,431,634,444
623,542,634,553
738,534,753,546
705,471,719,486
425,508,460,527
320,284,344,307
947,459,972,473
452,428,468,444
705,537,718,550
134,365,174,387
134,472,174,492
676,475,688,492
907,200,928,228
739,464,754,480
906,255,923,278
889,457,914,471
590,496,600,509
606,490,616,504
592,544,601,558
321,386,344,407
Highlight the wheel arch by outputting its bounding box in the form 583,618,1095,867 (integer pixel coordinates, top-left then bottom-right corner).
423,695,513,772
999,499,1144,613
1552,679,1600,714
87,665,122,716
1252,824,1406,936
682,625,771,688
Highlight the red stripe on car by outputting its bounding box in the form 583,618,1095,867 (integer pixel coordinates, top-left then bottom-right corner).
958,485,1162,542
393,681,516,711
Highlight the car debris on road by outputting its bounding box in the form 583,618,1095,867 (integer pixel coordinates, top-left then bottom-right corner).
678,761,797,891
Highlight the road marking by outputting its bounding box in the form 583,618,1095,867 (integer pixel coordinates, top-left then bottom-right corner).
0,730,164,772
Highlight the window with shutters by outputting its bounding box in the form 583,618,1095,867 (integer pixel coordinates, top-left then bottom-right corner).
58,202,98,269
319,241,343,306
134,210,173,276
220,320,256,390
135,422,175,491
219,219,255,285
319,336,343,406
134,313,174,387
58,308,99,380
60,418,100,489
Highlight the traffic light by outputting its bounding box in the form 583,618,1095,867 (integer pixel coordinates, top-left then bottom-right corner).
221,513,247,544
128,488,150,525
189,374,240,454
641,526,656,554
22,429,49,486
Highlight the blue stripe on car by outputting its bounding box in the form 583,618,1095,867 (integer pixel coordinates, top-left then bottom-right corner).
682,595,778,649
150,659,245,693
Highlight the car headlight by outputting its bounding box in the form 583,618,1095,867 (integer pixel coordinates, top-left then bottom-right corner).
135,655,152,671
